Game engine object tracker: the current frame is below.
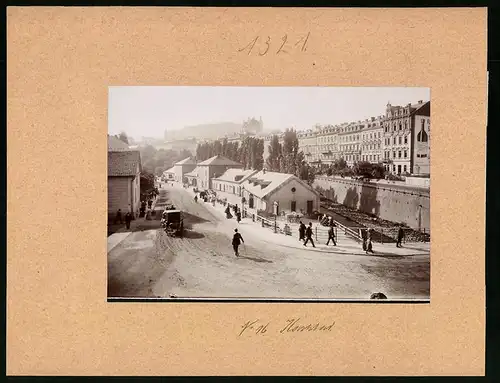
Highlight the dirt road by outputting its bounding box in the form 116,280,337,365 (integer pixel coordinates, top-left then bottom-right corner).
108,186,430,300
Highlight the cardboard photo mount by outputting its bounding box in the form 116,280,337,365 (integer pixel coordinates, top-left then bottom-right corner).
7,7,486,376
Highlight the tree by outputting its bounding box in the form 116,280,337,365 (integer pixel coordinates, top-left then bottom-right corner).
266,135,282,172
253,138,264,170
371,163,386,179
179,149,192,160
140,170,155,196
353,161,373,177
334,158,347,171
118,131,129,144
281,129,299,175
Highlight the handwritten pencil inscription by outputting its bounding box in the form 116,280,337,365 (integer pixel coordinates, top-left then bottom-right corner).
238,32,310,56
238,318,335,336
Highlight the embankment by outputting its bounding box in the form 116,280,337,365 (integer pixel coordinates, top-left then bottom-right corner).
313,176,430,231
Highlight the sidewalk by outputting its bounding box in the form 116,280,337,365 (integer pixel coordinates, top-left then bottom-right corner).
198,188,430,258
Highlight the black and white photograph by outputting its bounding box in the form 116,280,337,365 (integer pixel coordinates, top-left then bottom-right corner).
107,87,431,301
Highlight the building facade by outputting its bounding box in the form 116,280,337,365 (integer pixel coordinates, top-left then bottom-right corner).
185,155,243,189
107,150,142,221
383,100,430,175
211,169,259,197
338,122,362,166
240,170,320,215
173,156,197,183
360,116,384,163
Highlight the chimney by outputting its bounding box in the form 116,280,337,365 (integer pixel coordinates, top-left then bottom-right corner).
418,100,423,104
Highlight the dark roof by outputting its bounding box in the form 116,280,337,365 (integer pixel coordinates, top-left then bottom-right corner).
108,151,141,177
108,135,132,151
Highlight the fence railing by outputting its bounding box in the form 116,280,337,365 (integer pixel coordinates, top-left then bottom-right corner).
239,208,430,244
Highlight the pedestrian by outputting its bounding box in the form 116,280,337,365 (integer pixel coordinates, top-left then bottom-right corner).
396,225,405,248
298,221,306,241
194,195,198,203
362,229,368,251
366,229,374,254
125,212,132,230
232,228,244,257
303,222,316,247
148,199,153,209
236,210,241,223
114,209,123,224
326,224,336,246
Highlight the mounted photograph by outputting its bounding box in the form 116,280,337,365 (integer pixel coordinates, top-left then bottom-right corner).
107,86,431,301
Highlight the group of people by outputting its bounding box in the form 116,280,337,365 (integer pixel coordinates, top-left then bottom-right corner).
114,209,133,229
298,220,337,248
225,204,242,223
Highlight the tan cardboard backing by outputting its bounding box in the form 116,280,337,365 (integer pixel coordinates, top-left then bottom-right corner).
7,7,486,376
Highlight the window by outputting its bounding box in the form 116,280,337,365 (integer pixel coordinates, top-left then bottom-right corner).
393,165,396,172
398,151,402,158
399,123,402,131
393,137,396,145
291,201,296,212
404,150,407,158
398,137,402,145
404,136,408,144
393,151,396,158
404,165,407,173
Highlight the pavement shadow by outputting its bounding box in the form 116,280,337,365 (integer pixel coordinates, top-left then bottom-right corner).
183,212,210,226
238,255,273,263
182,230,205,239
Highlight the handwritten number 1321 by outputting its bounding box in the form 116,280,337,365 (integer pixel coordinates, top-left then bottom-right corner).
238,32,310,56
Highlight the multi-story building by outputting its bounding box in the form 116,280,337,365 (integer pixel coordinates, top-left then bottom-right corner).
360,116,384,163
382,100,430,175
412,105,431,175
314,124,339,164
338,121,362,166
297,128,318,163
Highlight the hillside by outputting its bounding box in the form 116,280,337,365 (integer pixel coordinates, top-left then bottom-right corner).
165,122,243,141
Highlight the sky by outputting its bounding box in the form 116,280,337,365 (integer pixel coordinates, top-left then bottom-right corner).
108,87,430,139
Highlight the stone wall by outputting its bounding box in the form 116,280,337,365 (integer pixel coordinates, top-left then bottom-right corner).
313,176,430,231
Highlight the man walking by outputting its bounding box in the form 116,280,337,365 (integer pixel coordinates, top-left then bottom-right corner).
326,224,336,246
366,228,374,254
298,221,306,242
396,225,405,248
125,212,133,230
232,228,244,257
303,222,316,248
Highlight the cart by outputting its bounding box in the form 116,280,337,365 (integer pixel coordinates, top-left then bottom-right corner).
160,210,184,237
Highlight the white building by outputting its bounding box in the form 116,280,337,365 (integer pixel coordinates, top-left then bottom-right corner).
211,168,259,196
240,169,320,215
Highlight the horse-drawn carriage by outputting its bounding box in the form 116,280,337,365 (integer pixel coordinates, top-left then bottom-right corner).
160,209,184,237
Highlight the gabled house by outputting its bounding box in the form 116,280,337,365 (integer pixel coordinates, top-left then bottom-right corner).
240,169,320,215
163,167,175,180
108,148,142,221
211,168,259,196
186,155,243,190
173,156,197,183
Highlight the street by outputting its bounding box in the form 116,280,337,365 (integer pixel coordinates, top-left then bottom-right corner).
107,185,430,300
